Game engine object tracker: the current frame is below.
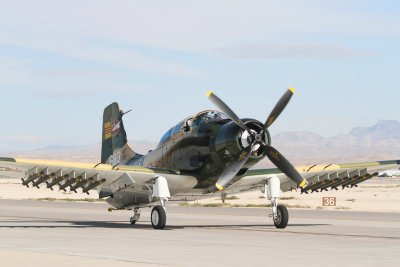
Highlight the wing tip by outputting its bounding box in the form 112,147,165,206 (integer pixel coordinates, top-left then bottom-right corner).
0,157,16,163
288,87,296,94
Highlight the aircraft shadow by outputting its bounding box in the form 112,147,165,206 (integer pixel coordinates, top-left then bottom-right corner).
0,219,330,230
164,223,330,230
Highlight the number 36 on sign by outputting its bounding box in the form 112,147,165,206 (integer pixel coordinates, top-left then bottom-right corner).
322,197,336,207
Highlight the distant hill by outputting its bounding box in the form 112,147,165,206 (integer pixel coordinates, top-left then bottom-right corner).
5,141,156,164
349,120,400,140
4,120,400,167
272,120,400,166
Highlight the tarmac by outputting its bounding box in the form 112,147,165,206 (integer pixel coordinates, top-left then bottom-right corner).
0,199,400,267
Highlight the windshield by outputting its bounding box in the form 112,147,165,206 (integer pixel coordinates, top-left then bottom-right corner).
193,111,228,126
158,128,172,147
195,110,229,121
172,121,184,136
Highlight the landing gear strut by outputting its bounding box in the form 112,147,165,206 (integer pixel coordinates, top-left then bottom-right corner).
266,176,289,229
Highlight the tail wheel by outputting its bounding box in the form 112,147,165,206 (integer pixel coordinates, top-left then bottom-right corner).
274,205,289,229
151,205,166,230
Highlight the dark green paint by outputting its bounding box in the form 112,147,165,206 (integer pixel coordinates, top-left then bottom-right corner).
103,109,269,190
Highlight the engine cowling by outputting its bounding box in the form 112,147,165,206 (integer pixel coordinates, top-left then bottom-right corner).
212,119,270,165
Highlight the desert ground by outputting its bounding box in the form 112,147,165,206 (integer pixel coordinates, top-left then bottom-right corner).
191,178,400,213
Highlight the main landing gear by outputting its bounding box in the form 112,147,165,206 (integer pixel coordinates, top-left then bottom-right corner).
130,203,167,229
150,176,170,230
267,176,289,229
151,205,167,229
271,201,289,229
127,176,289,230
129,176,170,230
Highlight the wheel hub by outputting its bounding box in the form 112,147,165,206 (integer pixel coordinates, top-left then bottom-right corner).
274,209,282,224
152,210,159,225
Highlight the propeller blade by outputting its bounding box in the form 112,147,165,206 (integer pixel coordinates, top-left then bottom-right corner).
207,91,252,133
215,147,252,191
264,145,308,189
263,88,295,131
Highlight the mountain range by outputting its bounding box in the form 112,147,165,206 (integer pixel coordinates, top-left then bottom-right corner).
272,120,400,166
4,120,400,168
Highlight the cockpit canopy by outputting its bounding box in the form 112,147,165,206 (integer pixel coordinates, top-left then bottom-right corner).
158,110,228,147
192,110,229,126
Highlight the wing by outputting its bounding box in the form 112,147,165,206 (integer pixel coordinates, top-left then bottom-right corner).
0,157,198,208
227,159,400,193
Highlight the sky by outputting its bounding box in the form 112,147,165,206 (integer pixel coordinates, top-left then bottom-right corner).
1,0,400,151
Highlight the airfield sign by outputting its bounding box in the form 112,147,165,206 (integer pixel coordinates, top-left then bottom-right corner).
322,197,337,207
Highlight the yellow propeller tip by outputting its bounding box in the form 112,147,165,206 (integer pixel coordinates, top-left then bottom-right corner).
216,183,224,191
207,91,213,97
288,87,296,94
298,179,307,189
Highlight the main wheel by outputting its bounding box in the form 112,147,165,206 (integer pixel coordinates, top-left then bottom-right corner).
151,205,166,229
130,217,137,225
273,205,289,229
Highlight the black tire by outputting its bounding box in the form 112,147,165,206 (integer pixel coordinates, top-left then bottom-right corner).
129,217,136,225
273,205,289,229
151,205,166,229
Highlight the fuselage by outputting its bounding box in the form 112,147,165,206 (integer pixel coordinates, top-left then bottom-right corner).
129,110,269,189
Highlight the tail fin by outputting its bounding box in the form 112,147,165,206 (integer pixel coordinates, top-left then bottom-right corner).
101,102,142,165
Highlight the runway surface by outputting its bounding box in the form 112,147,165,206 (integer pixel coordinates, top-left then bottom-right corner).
0,200,400,267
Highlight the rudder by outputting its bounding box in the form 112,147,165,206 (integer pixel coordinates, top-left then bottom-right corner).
101,102,141,165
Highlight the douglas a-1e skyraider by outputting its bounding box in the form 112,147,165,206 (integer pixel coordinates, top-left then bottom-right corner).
1,89,399,229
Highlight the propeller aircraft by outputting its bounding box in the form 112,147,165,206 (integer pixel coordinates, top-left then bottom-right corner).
1,89,399,229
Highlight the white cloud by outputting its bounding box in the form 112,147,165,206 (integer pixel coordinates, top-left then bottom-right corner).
1,0,398,60
0,34,199,77
0,56,160,97
210,43,372,59
30,83,157,98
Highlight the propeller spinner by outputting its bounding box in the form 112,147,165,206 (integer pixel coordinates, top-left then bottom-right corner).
207,88,308,191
